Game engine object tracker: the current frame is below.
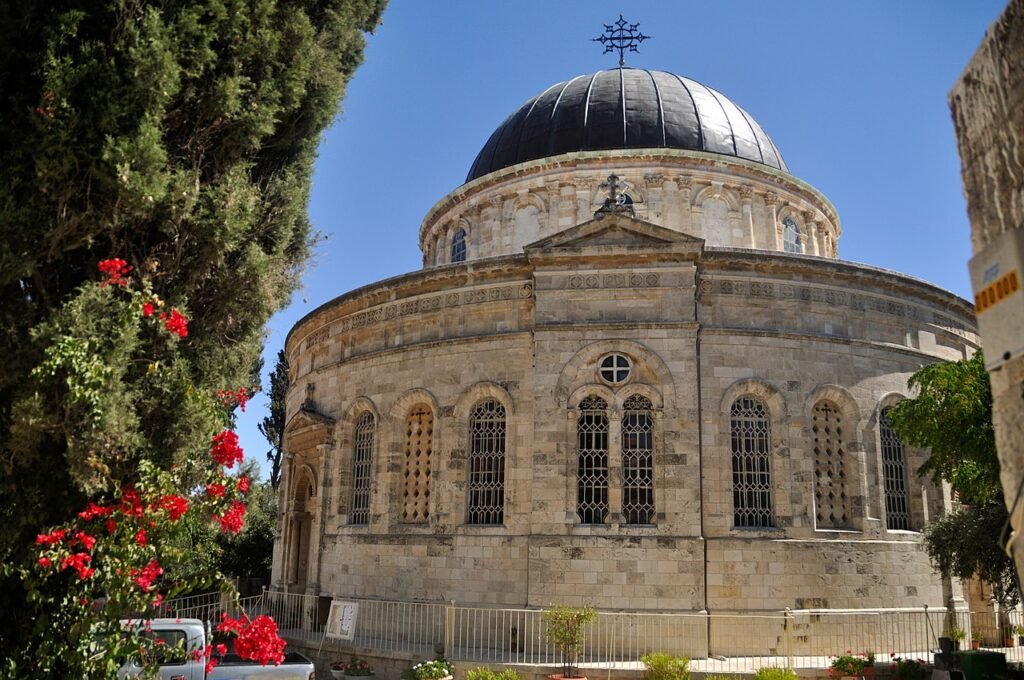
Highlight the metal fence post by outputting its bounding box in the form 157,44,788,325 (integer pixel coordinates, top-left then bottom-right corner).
445,600,456,657
785,608,794,669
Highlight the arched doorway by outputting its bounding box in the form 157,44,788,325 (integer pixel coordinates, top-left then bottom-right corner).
287,468,316,589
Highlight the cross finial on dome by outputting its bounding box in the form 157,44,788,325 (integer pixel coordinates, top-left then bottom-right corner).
595,174,635,218
593,14,651,67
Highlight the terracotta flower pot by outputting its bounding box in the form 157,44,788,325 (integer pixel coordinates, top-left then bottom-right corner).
971,641,981,650
548,675,587,680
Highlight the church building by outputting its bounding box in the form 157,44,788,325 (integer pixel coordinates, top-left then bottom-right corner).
272,55,979,647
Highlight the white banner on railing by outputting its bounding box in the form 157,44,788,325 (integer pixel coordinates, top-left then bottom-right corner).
325,600,359,641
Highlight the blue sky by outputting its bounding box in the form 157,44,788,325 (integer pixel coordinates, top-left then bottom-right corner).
236,1,1005,479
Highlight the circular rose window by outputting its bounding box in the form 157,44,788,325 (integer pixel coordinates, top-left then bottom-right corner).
598,353,632,385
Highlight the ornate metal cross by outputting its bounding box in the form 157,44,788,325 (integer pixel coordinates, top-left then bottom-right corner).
593,14,651,67
595,174,634,217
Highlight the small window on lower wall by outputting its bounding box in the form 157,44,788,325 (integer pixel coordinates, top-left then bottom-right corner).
730,396,775,528
880,407,911,530
349,412,375,526
466,400,506,525
576,396,610,525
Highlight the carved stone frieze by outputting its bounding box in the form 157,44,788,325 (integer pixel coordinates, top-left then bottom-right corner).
566,271,661,289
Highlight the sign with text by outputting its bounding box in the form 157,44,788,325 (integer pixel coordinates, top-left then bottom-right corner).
325,600,359,641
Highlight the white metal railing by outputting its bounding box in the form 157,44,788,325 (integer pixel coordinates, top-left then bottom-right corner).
162,591,1024,672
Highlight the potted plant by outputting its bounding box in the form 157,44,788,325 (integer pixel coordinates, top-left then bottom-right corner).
971,631,982,650
641,652,690,680
1004,624,1017,648
754,669,798,680
1016,624,1024,646
410,658,454,680
828,651,875,679
948,626,966,650
542,605,598,680
331,655,374,680
889,655,927,680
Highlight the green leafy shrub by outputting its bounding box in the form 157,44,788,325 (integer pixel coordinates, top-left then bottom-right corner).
466,668,521,680
754,668,797,680
412,658,454,680
641,652,690,680
542,605,598,678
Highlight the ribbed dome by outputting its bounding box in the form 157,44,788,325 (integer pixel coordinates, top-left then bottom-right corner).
466,68,787,182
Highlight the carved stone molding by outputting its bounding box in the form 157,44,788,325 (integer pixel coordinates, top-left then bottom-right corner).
763,191,779,207
566,271,660,289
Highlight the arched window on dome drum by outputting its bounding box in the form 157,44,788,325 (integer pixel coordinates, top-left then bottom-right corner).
730,396,774,528
466,400,506,525
880,407,911,530
349,412,375,526
576,396,609,525
401,404,433,523
783,218,802,254
812,400,850,529
450,228,467,263
622,394,655,525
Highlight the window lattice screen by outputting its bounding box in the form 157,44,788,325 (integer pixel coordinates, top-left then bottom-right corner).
402,405,433,523
880,407,911,530
730,396,774,528
812,400,849,529
349,411,375,525
467,400,506,525
577,396,609,525
450,229,467,263
622,394,655,525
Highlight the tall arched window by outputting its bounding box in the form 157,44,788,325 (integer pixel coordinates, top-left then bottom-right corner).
622,394,655,525
782,218,802,253
466,400,506,525
730,396,774,528
577,396,609,524
349,412,375,526
880,407,911,530
401,404,433,523
450,228,467,263
812,400,849,529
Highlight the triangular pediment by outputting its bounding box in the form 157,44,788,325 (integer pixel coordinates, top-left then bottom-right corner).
524,213,703,252
284,406,336,434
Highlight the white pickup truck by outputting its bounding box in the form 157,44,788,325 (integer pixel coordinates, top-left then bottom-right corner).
118,618,316,680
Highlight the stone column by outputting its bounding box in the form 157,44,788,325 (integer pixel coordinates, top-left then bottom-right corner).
644,173,665,221
950,0,1024,588
740,185,755,248
804,210,820,255
765,191,780,250
573,178,593,223
677,174,694,235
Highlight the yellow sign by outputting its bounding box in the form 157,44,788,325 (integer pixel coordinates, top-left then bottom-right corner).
975,269,1020,314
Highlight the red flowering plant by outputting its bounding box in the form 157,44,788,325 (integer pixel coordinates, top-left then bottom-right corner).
5,259,273,678
828,651,876,678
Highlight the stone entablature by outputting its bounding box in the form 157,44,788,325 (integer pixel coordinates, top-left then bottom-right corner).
417,150,841,265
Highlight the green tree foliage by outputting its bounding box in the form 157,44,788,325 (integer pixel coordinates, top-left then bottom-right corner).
258,349,289,489
0,0,385,660
887,351,1018,607
218,468,278,579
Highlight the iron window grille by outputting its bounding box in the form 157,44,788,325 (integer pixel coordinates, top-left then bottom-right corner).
622,394,655,524
880,407,911,530
730,396,775,528
349,411,375,525
812,400,850,529
466,399,507,525
450,228,467,263
577,396,610,524
782,217,802,254
598,353,632,385
401,404,433,523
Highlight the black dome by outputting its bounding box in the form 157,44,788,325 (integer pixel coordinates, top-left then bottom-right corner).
466,68,787,182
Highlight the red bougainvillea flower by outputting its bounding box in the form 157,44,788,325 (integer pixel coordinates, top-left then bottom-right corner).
237,476,250,494
74,531,96,551
134,529,147,546
130,559,163,592
37,557,52,569
35,529,67,545
205,659,219,674
105,518,117,534
97,259,132,287
78,502,113,520
215,643,227,656
217,387,249,413
159,308,189,337
61,552,94,579
120,488,144,517
210,430,243,468
217,614,286,666
206,482,225,498
142,302,155,317
215,501,246,534
158,494,189,521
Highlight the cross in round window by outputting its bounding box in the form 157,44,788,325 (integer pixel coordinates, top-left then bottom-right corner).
598,353,632,385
